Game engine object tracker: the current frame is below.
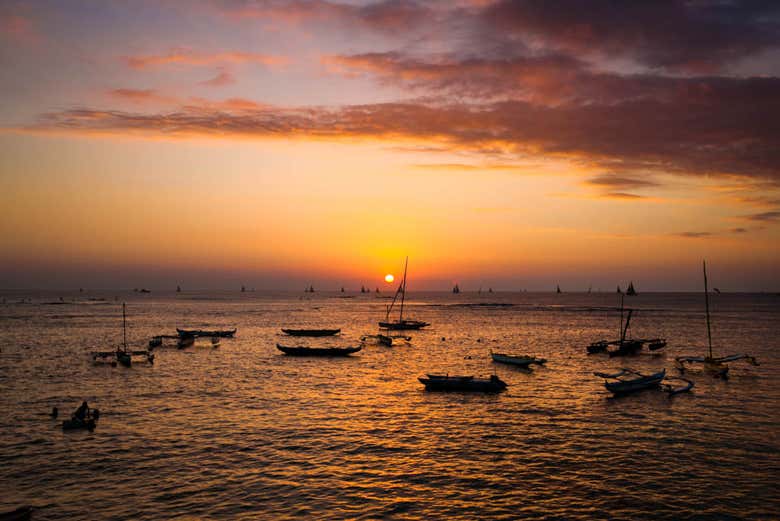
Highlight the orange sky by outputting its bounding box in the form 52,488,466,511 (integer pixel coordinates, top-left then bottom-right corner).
1,1,779,290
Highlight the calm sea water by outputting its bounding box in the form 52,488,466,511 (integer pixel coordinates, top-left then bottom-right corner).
1,291,778,520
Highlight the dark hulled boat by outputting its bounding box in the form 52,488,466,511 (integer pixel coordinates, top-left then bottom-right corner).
379,257,429,330
594,368,666,395
281,328,341,337
176,328,236,338
276,344,362,356
419,374,507,393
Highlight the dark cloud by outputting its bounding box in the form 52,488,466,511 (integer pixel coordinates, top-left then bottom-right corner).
743,210,780,221
31,83,780,181
730,227,748,233
483,0,780,72
586,175,658,190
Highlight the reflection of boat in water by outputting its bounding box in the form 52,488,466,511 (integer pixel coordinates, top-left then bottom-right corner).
595,368,666,395
491,352,546,368
379,257,429,330
276,344,362,356
281,328,340,337
675,261,758,378
419,374,507,393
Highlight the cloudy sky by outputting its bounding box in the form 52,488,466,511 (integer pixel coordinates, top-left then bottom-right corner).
1,0,779,290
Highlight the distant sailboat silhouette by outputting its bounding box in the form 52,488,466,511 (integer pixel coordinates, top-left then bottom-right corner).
453,284,460,294
617,285,622,294
176,285,181,293
488,287,493,293
626,281,637,296
241,285,246,293
556,285,562,294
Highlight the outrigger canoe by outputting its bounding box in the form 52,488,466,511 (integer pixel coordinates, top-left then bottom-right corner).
276,344,362,356
281,328,341,337
419,374,507,393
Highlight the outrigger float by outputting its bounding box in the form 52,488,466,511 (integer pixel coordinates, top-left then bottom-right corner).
594,368,693,396
674,261,759,378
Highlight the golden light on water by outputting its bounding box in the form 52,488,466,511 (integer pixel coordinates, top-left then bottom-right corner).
384,274,395,283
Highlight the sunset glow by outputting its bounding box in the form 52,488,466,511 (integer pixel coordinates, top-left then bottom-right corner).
0,1,778,291
385,274,395,284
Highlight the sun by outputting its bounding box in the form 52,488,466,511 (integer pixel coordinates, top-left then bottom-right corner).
384,274,395,283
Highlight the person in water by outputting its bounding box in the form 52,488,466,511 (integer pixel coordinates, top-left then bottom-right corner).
73,401,90,421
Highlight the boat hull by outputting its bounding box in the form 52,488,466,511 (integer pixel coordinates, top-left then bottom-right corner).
491,353,546,367
281,328,341,337
419,375,507,393
177,328,236,338
276,344,362,356
604,370,665,395
378,320,429,330
62,418,97,431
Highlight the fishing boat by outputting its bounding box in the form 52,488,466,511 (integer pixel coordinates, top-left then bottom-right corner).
0,506,33,521
379,257,429,330
491,351,546,368
418,374,507,393
675,261,759,378
176,328,236,338
62,407,100,431
276,344,362,356
594,368,666,395
281,328,341,337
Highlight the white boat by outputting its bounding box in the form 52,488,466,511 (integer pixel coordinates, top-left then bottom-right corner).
491,352,546,367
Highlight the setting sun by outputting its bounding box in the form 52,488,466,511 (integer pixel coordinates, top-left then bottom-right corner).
384,274,394,283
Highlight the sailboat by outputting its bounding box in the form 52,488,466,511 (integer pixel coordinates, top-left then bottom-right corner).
587,295,663,355
626,281,637,296
93,304,154,366
452,284,460,294
675,261,758,377
378,257,430,330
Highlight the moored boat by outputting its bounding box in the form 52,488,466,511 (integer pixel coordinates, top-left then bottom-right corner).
419,374,507,393
377,334,393,346
379,257,429,330
491,352,546,367
176,328,236,338
281,328,341,337
594,368,666,395
276,344,362,356
378,319,430,330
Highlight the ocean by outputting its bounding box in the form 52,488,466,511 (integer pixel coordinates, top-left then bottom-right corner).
1,291,778,520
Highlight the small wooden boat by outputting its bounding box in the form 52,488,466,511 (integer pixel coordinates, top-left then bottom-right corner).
281,328,341,337
276,344,362,356
0,506,33,521
419,374,507,393
647,339,667,351
176,328,236,338
491,352,546,367
594,368,666,395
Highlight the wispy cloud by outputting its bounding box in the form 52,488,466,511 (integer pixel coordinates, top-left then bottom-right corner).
743,210,780,222
124,49,288,69
674,231,715,239
199,69,236,87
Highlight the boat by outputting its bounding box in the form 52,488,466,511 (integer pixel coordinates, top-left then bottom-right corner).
62,415,97,431
418,374,507,393
276,344,362,356
176,328,236,337
491,352,546,368
588,296,662,356
674,261,759,378
594,368,666,395
556,285,562,294
281,328,341,337
452,284,460,294
0,506,33,521
177,334,195,349
379,257,429,330
116,349,132,367
377,334,393,347
626,281,637,296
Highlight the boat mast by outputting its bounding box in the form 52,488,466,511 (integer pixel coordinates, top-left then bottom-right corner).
619,294,624,341
703,260,713,359
122,302,127,351
398,256,408,322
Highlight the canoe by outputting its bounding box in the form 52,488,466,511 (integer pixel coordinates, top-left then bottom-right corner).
177,328,236,338
378,319,429,330
0,506,33,521
595,368,666,395
419,374,507,393
491,352,546,367
276,344,362,356
281,328,341,337
62,417,97,431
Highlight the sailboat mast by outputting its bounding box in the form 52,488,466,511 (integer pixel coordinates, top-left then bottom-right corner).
619,294,624,340
703,260,713,359
122,302,127,350
399,256,408,321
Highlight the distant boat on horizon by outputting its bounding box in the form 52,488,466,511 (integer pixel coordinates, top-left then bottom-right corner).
556,285,562,294
453,284,460,294
626,281,637,296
